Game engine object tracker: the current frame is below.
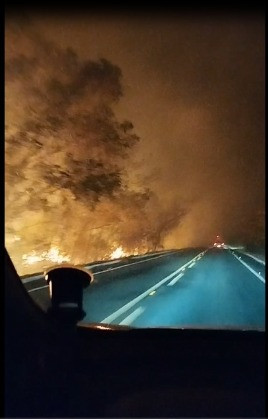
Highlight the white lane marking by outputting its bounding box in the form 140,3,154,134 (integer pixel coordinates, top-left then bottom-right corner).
131,250,173,259
85,251,170,268
23,251,179,284
85,259,127,269
21,259,130,283
237,251,265,266
231,252,265,284
167,272,184,286
22,249,196,284
227,246,245,250
28,285,49,292
86,251,173,269
22,274,44,284
100,250,207,324
119,307,145,326
94,251,178,276
27,249,208,293
188,262,195,268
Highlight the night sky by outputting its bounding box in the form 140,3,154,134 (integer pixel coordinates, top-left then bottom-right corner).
5,8,265,274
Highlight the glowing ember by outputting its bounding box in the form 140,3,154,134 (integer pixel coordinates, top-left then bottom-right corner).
110,246,127,260
22,246,70,266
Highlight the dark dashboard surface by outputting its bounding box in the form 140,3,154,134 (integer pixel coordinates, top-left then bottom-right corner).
5,250,265,417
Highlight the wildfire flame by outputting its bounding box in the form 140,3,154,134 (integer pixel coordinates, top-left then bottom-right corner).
21,243,145,271
22,246,70,266
110,246,127,260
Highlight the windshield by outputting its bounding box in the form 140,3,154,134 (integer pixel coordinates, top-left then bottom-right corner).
5,9,265,330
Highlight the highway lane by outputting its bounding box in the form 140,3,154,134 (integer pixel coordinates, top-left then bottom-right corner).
24,247,265,330
115,248,265,329
82,248,206,323
23,249,179,290
24,248,205,314
232,249,265,278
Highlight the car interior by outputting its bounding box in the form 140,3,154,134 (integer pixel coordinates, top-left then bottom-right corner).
5,248,265,417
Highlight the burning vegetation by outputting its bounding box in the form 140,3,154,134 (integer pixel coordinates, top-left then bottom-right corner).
5,14,264,275
5,18,184,275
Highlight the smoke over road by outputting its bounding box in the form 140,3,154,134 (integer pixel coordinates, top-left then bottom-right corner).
5,11,264,274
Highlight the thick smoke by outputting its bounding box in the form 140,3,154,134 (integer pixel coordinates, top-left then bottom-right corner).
5,14,265,274
5,18,185,274
109,15,264,249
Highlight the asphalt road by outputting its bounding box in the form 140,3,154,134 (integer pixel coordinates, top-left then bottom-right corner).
24,247,265,330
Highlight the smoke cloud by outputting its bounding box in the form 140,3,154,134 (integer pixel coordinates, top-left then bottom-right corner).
5,17,185,274
5,12,264,274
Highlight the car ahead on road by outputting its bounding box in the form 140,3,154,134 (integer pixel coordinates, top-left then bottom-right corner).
213,242,224,248
5,248,265,418
213,235,225,248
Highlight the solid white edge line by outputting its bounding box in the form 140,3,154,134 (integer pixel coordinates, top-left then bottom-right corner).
237,251,265,266
231,251,265,284
100,249,207,324
22,251,178,283
119,307,145,326
85,250,173,268
131,250,173,259
85,259,127,269
94,251,178,276
28,285,49,292
27,248,207,293
22,274,44,284
188,262,195,268
167,272,184,286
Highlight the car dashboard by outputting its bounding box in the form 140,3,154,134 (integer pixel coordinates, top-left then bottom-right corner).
5,249,265,417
